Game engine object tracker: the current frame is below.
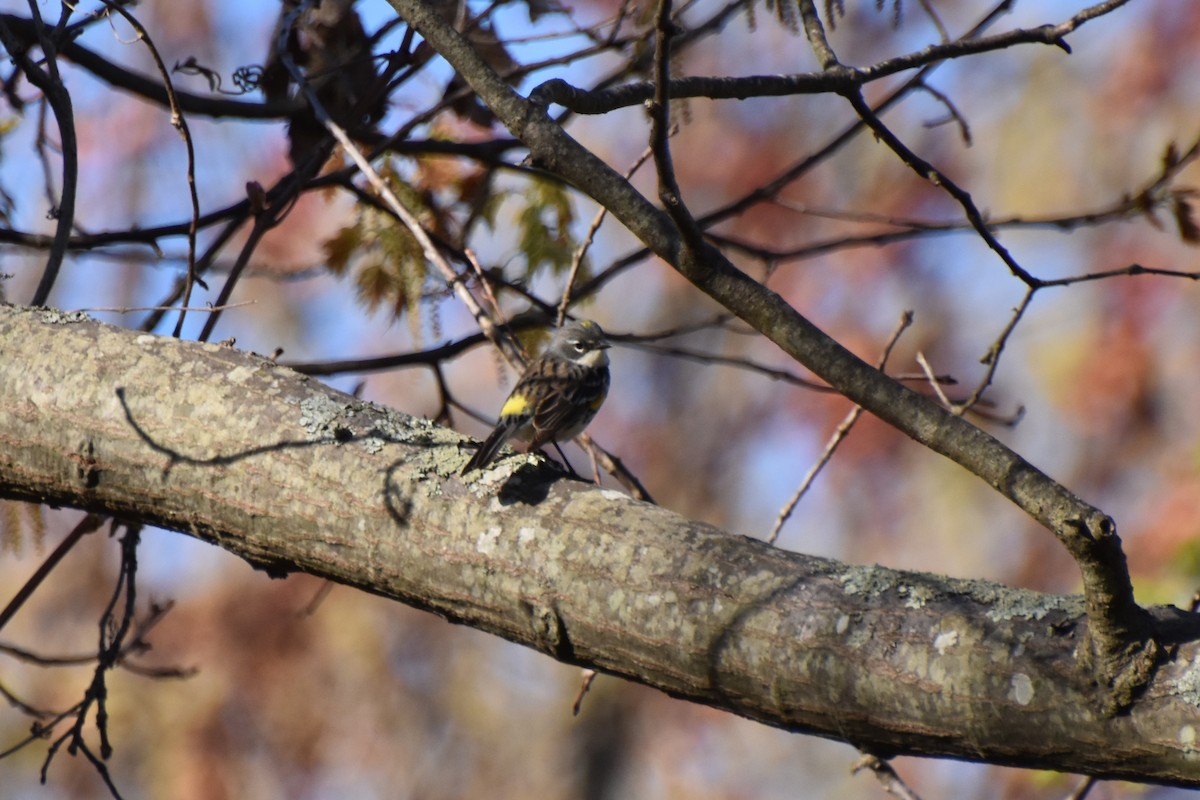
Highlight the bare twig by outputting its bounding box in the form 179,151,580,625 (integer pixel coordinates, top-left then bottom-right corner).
0,5,78,306
300,580,336,617
648,0,705,250
94,1,201,338
38,525,141,800
914,351,952,409
0,514,104,634
278,37,502,350
75,301,256,315
959,286,1035,414
571,668,598,715
851,754,924,800
196,207,277,343
768,311,912,544
575,0,1021,298
557,143,655,327
576,435,655,503
1064,775,1098,800
0,679,60,719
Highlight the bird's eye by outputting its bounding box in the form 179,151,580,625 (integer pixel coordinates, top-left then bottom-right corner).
572,340,586,351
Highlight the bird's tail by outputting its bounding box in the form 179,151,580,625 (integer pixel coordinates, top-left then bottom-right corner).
460,422,517,475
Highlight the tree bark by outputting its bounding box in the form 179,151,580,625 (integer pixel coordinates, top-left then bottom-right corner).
380,0,1158,707
2,304,1199,786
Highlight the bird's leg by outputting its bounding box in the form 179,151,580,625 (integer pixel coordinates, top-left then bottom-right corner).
550,442,581,478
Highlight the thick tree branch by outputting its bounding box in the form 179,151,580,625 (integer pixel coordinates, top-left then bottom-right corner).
382,0,1157,706
1,305,1199,786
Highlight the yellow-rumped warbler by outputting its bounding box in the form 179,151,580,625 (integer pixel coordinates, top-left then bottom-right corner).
461,320,611,474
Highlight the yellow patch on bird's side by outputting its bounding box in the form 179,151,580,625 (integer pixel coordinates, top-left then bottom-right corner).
500,393,531,417
588,390,608,411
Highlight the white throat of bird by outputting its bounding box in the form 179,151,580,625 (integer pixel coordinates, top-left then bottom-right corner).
577,348,610,368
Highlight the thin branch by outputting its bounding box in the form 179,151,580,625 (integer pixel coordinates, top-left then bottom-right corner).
960,286,1036,413
914,351,953,409
93,3,202,339
38,525,140,800
196,194,279,343
529,0,1131,114
530,72,857,113
851,754,924,800
286,329,522,377
917,79,972,144
0,8,78,306
75,300,256,315
768,311,912,544
648,0,705,251
639,343,831,391
0,679,60,719
571,668,598,715
573,0,1021,299
576,435,655,503
1064,775,1098,800
916,0,950,43
842,88,1039,286
0,12,298,119
280,47,504,353
1041,263,1200,287
0,514,104,634
557,143,654,327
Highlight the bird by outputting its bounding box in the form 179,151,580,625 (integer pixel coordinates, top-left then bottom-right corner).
461,319,611,475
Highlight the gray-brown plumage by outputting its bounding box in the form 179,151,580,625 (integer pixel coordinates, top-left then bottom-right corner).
461,321,611,474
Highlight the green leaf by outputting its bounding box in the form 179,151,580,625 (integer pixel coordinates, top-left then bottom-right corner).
516,177,578,277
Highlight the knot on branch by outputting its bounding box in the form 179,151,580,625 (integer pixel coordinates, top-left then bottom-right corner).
528,78,577,109
1076,509,1116,542
1085,624,1161,717
527,600,575,661
1058,512,1162,713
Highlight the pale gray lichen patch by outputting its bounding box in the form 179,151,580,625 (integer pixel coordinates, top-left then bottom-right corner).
1171,653,1200,707
933,628,959,654
296,393,438,450
476,527,502,555
843,623,873,649
460,462,512,488
369,407,435,439
838,564,905,600
899,582,938,609
1180,725,1200,760
226,365,256,385
979,585,1083,622
392,447,450,499
365,405,460,465
298,394,356,441
837,566,1085,624
1009,672,1034,705
608,588,626,614
38,308,90,325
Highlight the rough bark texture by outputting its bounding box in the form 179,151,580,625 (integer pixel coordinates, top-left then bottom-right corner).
2,304,1200,786
380,0,1159,706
